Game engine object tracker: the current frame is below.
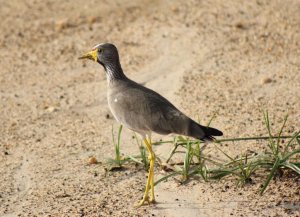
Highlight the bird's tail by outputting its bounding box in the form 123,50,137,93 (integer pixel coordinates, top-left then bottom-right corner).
189,121,223,142
201,125,223,142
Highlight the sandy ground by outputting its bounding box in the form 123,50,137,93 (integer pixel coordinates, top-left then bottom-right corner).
1,0,300,216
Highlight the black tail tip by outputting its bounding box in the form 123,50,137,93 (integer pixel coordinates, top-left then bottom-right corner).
200,126,223,142
204,126,223,137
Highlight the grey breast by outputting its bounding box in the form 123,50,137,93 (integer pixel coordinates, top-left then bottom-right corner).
107,79,191,136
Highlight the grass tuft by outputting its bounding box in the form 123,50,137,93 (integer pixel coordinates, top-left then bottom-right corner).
108,112,299,195
107,125,127,169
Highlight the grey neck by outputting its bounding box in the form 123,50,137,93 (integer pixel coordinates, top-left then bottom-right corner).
104,62,127,82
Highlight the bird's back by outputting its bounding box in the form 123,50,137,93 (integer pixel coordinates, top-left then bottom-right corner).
107,79,222,140
107,79,190,135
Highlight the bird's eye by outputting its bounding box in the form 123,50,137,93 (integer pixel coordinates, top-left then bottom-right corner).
98,49,103,53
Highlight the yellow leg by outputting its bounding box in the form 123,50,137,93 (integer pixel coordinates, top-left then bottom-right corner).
135,137,156,207
147,137,155,203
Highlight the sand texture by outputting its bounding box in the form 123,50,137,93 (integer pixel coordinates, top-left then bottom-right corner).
0,0,299,216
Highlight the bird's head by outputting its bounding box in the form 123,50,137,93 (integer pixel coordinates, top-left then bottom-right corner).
79,43,120,71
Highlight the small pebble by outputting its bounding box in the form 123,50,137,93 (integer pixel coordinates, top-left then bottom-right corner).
55,19,71,32
261,77,272,84
88,156,98,164
235,22,247,29
87,16,100,24
46,106,58,113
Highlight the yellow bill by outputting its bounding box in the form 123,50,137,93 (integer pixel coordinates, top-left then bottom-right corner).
78,49,98,62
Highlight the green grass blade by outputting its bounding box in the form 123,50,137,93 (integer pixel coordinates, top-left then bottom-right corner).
260,157,281,195
263,110,277,154
127,155,144,165
209,168,236,179
133,133,149,170
156,135,298,145
182,141,192,180
111,125,123,167
133,132,140,147
207,112,217,127
166,137,180,163
117,125,123,149
276,115,288,148
282,149,300,162
116,125,123,165
281,162,300,174
154,171,181,186
214,145,235,162
284,131,300,153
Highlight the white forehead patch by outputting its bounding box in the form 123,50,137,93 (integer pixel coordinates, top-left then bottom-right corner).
92,43,104,50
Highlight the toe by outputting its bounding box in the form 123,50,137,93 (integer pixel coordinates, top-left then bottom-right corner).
134,197,149,208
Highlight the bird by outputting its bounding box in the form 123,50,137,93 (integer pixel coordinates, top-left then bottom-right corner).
79,43,223,207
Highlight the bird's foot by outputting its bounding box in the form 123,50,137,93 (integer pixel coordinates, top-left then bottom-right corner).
134,196,149,207
135,196,156,207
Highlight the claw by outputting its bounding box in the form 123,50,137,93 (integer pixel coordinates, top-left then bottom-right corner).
135,196,149,207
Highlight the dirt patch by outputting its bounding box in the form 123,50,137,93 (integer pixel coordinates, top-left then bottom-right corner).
0,0,299,216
